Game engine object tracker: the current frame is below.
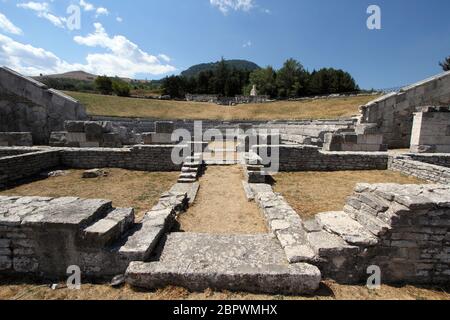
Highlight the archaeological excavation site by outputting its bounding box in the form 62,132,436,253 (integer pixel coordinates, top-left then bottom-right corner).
0,66,450,298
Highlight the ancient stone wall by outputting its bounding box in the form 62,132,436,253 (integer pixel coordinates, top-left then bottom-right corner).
0,191,187,278
389,156,450,184
407,153,450,168
273,145,388,172
0,151,60,186
0,132,33,147
410,108,450,153
250,183,450,285
60,145,184,171
0,67,88,144
358,71,450,148
91,116,355,146
0,145,185,187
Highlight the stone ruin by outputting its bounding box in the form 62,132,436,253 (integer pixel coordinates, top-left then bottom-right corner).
0,67,449,295
0,67,87,145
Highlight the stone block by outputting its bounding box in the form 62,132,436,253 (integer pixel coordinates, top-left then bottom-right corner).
66,132,87,143
65,121,85,133
316,211,378,246
155,121,175,134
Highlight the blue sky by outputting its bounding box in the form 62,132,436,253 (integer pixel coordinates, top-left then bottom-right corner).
0,0,449,89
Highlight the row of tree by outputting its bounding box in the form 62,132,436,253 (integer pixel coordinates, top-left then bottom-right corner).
162,58,360,99
95,76,131,97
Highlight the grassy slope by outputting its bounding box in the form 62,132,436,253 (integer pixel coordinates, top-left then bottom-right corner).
65,91,379,120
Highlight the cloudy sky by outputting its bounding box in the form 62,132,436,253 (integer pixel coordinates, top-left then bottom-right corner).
0,0,449,88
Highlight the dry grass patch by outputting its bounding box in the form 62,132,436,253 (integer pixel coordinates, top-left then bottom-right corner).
65,91,378,121
0,279,448,300
273,170,428,220
177,166,267,234
0,169,179,221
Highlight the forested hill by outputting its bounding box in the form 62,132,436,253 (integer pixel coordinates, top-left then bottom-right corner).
181,59,260,78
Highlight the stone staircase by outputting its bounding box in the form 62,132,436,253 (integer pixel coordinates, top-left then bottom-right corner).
178,153,203,183
242,152,267,183
0,191,189,278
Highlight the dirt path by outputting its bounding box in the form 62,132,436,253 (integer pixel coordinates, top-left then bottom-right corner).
177,165,267,234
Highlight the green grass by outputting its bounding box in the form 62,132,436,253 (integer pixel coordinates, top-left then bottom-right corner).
65,91,380,121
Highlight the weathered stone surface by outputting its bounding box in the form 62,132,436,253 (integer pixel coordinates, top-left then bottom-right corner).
82,169,109,179
83,208,134,246
126,233,321,295
358,71,450,148
0,67,88,144
0,132,33,147
316,211,378,246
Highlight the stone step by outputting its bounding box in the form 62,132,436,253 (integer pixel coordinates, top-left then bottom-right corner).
177,178,197,183
246,164,264,171
83,208,135,247
170,182,200,205
315,211,379,246
119,209,175,261
183,161,201,167
185,156,202,162
179,172,197,179
210,148,236,153
125,233,321,295
181,167,198,173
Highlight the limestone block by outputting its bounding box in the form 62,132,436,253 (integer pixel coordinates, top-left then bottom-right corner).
0,255,12,270
155,121,175,134
316,211,379,246
49,131,67,147
65,121,85,133
79,142,100,148
66,132,86,143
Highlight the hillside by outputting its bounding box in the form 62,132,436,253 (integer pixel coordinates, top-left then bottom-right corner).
65,91,378,121
181,59,260,78
35,71,97,81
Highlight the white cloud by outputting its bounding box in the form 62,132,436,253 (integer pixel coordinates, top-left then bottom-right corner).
116,16,123,23
0,12,23,35
210,0,255,14
79,0,95,12
0,33,78,75
242,40,252,48
0,24,176,78
17,2,66,28
73,23,176,77
95,7,109,17
158,54,171,62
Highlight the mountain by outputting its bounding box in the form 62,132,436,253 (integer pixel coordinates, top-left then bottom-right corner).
181,59,260,78
36,71,98,81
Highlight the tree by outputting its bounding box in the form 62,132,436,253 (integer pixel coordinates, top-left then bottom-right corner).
112,78,130,97
161,75,186,98
248,66,277,98
276,59,309,98
440,56,450,71
213,58,229,95
95,76,113,95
